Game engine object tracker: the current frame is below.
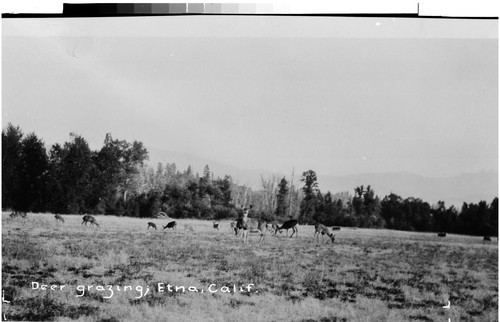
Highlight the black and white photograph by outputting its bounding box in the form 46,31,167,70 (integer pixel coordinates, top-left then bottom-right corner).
2,1,498,321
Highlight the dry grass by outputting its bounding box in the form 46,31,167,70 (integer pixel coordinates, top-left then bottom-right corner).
2,212,498,321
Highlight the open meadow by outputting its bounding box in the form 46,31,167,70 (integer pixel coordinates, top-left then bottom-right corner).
2,212,498,321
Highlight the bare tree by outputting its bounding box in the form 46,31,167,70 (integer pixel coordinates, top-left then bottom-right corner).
260,175,279,215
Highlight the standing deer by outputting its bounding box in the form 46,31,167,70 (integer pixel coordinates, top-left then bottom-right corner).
163,221,177,230
483,236,492,242
213,221,219,230
147,222,157,230
234,220,244,236
275,219,298,237
82,215,99,227
437,232,446,237
55,214,65,223
239,206,267,244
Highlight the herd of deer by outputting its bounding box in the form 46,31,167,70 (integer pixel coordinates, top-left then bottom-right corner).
8,210,494,244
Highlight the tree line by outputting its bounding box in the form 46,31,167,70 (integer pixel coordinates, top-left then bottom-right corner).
2,124,497,237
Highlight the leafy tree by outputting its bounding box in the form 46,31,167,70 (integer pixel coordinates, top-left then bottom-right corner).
18,133,49,212
2,124,23,210
299,170,319,224
275,177,289,218
431,201,459,233
48,134,94,213
203,165,211,181
488,197,498,236
352,185,383,228
88,134,148,213
214,175,232,207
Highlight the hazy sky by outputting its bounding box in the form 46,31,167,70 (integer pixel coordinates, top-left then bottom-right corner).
2,16,498,177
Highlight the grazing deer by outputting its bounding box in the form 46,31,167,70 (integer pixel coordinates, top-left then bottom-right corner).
55,214,65,223
483,236,492,242
315,224,335,243
82,215,99,227
239,207,267,244
163,221,177,230
184,224,194,232
213,221,219,230
147,222,157,230
437,232,446,237
275,219,298,237
10,211,27,218
314,223,326,238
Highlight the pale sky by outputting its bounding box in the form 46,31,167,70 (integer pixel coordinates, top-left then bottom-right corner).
2,16,498,177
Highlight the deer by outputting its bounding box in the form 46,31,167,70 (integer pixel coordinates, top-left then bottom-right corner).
147,222,157,230
238,207,267,244
275,219,298,237
266,223,280,233
55,214,65,223
10,211,27,218
437,232,446,237
230,221,237,231
483,236,492,242
314,223,326,239
163,221,177,230
213,221,219,230
82,215,99,227
234,219,244,236
184,224,194,232
314,223,335,243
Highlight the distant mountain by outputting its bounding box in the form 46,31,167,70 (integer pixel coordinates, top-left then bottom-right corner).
147,148,498,208
147,147,280,188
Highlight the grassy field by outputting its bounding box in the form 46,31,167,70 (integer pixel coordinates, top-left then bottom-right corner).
2,212,498,321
